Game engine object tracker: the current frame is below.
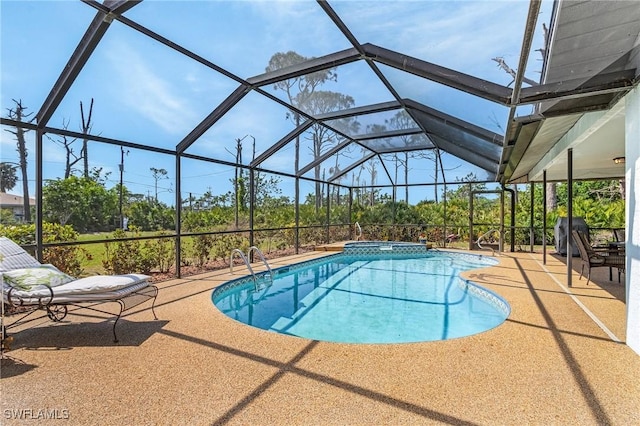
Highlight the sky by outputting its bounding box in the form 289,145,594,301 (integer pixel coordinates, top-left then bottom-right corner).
0,0,554,206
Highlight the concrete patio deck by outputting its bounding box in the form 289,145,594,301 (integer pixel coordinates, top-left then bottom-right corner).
1,248,638,425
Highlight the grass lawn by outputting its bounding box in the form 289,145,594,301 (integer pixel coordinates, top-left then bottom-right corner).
76,233,117,275
76,231,168,275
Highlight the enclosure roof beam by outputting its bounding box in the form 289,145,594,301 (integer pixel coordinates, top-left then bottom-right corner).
363,44,512,105
418,121,501,166
297,139,353,177
247,48,361,87
498,0,541,179
430,135,498,177
517,69,636,106
376,145,435,155
352,127,424,142
328,151,377,183
251,120,314,167
319,0,409,107
378,154,395,185
177,85,251,154
37,0,142,126
315,101,402,120
404,99,504,144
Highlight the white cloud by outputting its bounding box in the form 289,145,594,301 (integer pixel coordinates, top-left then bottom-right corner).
104,40,199,134
332,1,534,77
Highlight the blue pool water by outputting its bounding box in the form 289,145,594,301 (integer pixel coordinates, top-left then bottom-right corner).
212,245,509,344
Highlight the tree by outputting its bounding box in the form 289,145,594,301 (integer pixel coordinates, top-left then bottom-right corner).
385,110,438,202
546,181,557,211
0,162,18,192
5,99,32,222
226,135,284,227
80,98,94,178
47,118,82,178
303,91,357,212
47,99,95,179
43,175,118,232
265,51,339,175
226,135,252,228
150,167,168,202
128,198,175,231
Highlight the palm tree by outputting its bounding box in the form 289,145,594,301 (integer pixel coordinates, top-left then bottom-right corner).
0,162,18,192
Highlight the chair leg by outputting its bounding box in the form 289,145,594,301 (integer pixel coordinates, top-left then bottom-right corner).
586,267,591,285
579,264,584,280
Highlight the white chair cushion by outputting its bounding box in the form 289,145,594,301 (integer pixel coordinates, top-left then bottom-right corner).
2,264,75,290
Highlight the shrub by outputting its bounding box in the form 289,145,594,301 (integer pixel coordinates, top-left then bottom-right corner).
192,233,215,267
102,228,156,274
144,232,175,273
0,222,90,277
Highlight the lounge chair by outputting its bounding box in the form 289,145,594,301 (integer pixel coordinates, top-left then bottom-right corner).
1,237,158,343
571,230,625,285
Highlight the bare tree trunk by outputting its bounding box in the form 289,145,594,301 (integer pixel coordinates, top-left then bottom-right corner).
294,114,300,175
314,134,322,213
80,98,94,178
546,182,557,211
53,118,82,178
235,138,242,228
369,162,376,207
434,150,439,203
393,155,398,202
17,123,30,222
5,100,32,222
404,152,410,203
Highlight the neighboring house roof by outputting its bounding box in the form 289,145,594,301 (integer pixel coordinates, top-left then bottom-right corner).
0,192,36,208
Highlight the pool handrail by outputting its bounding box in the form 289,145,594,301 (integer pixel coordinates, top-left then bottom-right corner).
248,246,272,276
476,229,500,255
230,248,255,278
354,222,362,241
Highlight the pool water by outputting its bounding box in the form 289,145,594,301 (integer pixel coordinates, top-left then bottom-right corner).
212,249,509,344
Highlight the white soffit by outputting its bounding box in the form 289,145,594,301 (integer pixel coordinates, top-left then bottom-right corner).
528,97,626,182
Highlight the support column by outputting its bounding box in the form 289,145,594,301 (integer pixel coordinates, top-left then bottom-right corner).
36,129,43,261
468,184,473,250
567,148,573,288
626,86,640,354
348,187,352,240
530,182,535,252
499,190,504,253
175,154,181,278
325,182,330,244
442,182,447,248
543,170,547,264
249,168,255,250
295,178,300,254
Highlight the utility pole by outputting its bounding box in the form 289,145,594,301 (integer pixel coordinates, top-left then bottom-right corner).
119,147,128,229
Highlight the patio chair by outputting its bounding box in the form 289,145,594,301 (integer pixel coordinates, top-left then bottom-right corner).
571,230,625,285
1,237,158,344
613,228,626,242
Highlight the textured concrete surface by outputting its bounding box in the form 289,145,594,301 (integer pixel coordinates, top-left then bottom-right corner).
1,249,638,425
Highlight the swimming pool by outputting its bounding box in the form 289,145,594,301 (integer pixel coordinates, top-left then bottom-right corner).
212,243,509,344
